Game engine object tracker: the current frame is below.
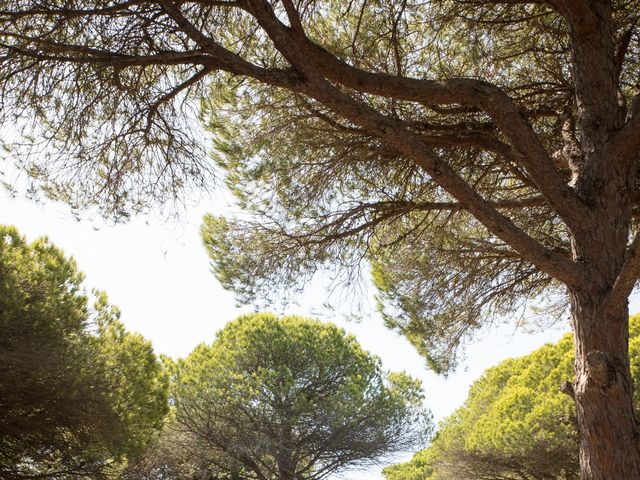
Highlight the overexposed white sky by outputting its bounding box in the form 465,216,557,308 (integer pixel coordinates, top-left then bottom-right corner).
3,188,611,480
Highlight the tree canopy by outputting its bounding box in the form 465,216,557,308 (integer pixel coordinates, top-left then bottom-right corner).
0,225,169,480
384,314,640,480
3,1,640,476
129,313,429,480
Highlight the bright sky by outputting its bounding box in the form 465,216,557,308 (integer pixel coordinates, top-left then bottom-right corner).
3,187,612,480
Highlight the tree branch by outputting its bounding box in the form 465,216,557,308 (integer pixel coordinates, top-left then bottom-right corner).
242,0,586,289
144,66,214,134
1,43,214,67
609,109,640,169
605,232,640,310
247,1,590,236
157,0,306,90
614,20,637,83
1,6,306,91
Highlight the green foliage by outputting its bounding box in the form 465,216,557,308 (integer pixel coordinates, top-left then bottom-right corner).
384,448,438,480
191,0,628,374
0,225,169,479
3,0,640,379
384,315,640,480
93,294,170,457
137,313,430,480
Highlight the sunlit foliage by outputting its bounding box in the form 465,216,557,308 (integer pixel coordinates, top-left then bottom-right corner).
128,313,430,480
384,315,640,480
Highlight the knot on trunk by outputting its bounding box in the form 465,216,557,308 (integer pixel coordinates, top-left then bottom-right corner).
586,350,611,388
560,380,575,399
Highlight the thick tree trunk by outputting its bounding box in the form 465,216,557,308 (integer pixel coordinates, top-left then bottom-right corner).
566,79,640,475
570,291,640,479
568,159,640,479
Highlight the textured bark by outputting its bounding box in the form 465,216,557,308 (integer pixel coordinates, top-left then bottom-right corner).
568,155,639,478
567,144,640,479
561,3,640,476
277,453,296,480
570,293,640,480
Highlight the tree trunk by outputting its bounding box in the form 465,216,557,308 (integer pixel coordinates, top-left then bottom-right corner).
277,464,295,480
569,290,640,479
567,109,640,478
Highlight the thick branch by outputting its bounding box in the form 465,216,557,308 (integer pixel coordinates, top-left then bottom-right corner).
244,1,590,236
2,10,304,91
609,111,640,169
157,0,305,90
3,0,589,234
2,44,215,67
606,233,640,310
311,62,584,221
614,21,636,83
244,0,586,288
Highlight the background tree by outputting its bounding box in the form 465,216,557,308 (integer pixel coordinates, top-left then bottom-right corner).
123,414,247,480
143,313,429,480
384,314,640,480
0,225,169,480
2,1,640,477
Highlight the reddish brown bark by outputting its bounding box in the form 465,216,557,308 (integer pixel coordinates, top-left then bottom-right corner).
570,292,640,479
568,144,640,478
